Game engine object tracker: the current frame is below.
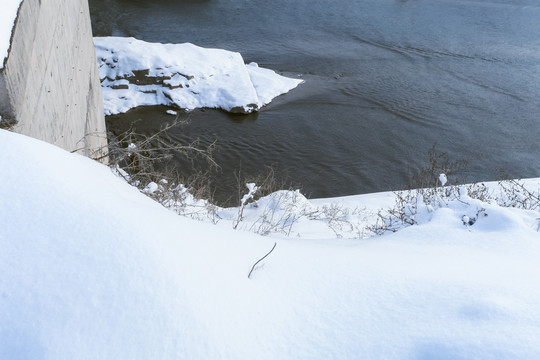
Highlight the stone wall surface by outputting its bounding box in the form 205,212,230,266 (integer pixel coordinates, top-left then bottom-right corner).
0,0,107,158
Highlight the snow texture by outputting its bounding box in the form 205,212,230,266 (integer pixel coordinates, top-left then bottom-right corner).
1,128,540,359
94,37,303,115
0,0,22,69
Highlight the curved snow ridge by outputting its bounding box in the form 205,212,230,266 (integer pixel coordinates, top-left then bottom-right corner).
94,37,303,115
2,129,540,358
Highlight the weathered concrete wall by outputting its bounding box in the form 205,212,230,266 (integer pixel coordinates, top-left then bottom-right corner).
0,0,107,158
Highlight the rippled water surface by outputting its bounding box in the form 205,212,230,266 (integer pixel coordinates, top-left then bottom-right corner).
89,0,540,201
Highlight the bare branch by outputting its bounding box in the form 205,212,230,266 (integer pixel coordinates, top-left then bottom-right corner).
248,242,277,279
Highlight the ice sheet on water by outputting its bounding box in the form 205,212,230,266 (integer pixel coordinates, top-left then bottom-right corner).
94,37,303,115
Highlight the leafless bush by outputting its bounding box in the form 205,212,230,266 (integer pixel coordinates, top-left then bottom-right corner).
495,178,540,211
407,144,467,190
234,165,298,205
101,118,221,221
318,204,366,238
247,190,308,236
368,145,540,236
229,164,326,236
0,116,16,130
93,128,540,237
233,182,259,229
108,119,217,184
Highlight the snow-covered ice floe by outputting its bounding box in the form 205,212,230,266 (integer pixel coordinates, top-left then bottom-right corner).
94,37,303,115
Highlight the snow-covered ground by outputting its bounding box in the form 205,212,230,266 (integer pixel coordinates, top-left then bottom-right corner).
0,0,22,68
2,128,540,359
94,37,303,115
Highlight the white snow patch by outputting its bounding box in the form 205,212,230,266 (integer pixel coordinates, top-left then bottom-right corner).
246,62,304,106
94,37,303,115
439,173,448,186
0,0,22,69
142,181,159,194
1,129,540,358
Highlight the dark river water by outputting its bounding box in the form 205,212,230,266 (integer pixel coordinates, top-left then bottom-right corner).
89,0,540,203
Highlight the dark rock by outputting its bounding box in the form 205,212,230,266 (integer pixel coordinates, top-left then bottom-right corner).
229,103,258,114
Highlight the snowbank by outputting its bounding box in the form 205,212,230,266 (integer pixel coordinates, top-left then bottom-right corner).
1,128,540,359
0,0,22,68
94,37,303,115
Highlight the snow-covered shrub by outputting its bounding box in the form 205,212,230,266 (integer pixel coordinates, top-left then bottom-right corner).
106,134,539,238
368,175,540,236
407,144,468,190
317,204,367,238
495,178,540,211
249,191,306,235
105,119,220,222
226,186,310,235
227,166,315,235
223,187,371,238
368,146,528,236
233,183,259,229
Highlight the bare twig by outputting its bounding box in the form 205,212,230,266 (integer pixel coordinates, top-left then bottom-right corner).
248,242,277,279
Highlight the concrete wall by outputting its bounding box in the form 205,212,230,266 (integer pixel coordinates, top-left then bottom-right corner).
0,0,107,159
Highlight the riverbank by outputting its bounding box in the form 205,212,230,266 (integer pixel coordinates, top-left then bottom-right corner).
1,127,539,358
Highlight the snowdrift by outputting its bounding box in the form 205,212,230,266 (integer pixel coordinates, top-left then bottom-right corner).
1,129,540,359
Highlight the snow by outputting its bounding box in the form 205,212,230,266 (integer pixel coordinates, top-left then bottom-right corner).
439,173,448,186
94,37,303,115
0,0,22,69
1,128,540,359
241,182,258,206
